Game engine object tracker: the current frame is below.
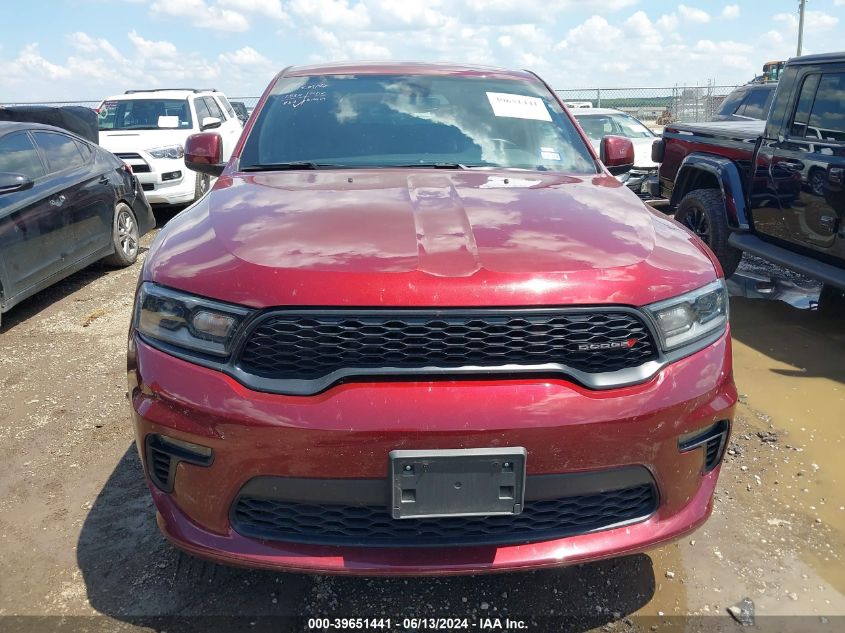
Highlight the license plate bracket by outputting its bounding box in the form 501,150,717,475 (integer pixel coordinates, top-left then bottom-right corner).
389,448,526,519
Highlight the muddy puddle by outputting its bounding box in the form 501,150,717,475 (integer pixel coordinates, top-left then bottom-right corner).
638,263,845,620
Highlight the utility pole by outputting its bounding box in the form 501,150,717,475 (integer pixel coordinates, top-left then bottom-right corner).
797,0,806,56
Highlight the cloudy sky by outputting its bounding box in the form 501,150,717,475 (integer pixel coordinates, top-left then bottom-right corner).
1,0,843,101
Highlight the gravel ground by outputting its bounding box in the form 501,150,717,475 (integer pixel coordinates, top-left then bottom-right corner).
0,223,843,633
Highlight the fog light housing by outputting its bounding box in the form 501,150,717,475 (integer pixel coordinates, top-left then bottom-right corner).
145,434,213,492
161,170,182,182
678,420,730,473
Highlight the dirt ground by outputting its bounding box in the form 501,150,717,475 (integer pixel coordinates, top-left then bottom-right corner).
1,212,843,633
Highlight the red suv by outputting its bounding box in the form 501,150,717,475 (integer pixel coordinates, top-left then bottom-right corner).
128,62,736,575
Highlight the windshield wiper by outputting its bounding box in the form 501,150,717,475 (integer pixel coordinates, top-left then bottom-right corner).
389,162,478,170
241,162,343,171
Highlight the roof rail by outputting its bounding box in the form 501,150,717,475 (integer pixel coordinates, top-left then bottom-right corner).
123,88,218,94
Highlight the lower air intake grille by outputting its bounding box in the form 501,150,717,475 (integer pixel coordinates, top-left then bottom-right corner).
704,437,722,470
146,440,176,492
231,484,657,547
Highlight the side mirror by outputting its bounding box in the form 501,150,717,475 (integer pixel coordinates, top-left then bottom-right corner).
185,133,224,177
600,135,635,176
0,172,34,194
651,138,665,163
201,116,222,131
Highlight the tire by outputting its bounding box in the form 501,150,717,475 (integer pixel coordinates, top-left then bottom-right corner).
808,167,825,197
675,188,742,278
818,284,845,314
194,172,211,201
103,202,140,267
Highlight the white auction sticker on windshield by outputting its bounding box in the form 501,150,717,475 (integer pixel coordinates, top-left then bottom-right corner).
486,92,552,122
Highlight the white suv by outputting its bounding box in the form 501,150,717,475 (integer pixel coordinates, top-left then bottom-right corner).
97,89,243,205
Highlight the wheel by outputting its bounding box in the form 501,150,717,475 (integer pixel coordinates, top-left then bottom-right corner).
103,202,139,267
194,172,211,200
808,167,825,197
675,188,742,277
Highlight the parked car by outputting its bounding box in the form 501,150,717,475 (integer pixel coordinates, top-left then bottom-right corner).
651,52,845,290
128,61,735,575
1,105,99,144
97,88,242,205
572,107,659,195
712,83,776,121
0,121,155,327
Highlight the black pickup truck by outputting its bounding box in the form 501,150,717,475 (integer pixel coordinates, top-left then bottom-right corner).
651,53,845,294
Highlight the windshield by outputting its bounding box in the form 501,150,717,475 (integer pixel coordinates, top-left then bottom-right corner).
98,98,193,130
574,113,655,142
240,74,596,173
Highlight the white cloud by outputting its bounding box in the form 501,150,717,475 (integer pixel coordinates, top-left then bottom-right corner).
289,0,370,30
306,23,392,61
774,10,839,31
678,4,711,24
721,5,740,19
656,13,679,31
219,46,272,66
150,0,250,32
218,0,287,20
17,44,72,80
127,30,178,58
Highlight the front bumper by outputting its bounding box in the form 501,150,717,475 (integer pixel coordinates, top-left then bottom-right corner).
133,157,195,205
619,167,659,195
129,331,735,575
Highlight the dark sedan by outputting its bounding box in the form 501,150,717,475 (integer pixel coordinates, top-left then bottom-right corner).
0,121,155,327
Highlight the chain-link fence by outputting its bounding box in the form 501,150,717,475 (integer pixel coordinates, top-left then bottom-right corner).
0,97,263,110
555,84,741,125
3,86,741,126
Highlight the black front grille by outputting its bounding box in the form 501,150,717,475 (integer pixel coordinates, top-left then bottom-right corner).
237,310,657,381
116,152,151,173
231,484,657,547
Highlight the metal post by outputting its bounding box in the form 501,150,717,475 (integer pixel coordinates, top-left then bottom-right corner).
597,88,601,108
797,0,806,56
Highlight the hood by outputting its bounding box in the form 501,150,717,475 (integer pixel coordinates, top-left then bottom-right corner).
145,169,718,308
99,128,190,154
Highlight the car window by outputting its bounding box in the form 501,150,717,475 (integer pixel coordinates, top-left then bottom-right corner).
0,132,46,179
716,89,747,117
807,72,845,143
241,74,596,173
204,97,224,120
74,140,93,161
576,115,614,141
98,98,193,130
31,131,86,173
194,97,212,124
736,89,772,119
790,74,821,138
216,95,237,119
574,114,652,142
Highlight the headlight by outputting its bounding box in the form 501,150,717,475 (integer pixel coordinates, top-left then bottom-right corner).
133,283,251,356
147,144,184,159
644,279,728,351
